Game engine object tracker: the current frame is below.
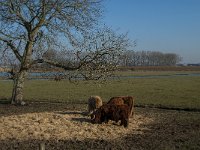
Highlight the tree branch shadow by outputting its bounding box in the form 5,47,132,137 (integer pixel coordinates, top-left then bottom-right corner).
71,117,92,123
0,102,87,117
56,111,88,116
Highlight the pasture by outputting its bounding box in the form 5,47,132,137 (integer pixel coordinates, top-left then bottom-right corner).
0,70,200,149
1,73,200,110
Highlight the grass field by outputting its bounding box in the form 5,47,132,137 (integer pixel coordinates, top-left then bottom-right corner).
0,71,200,109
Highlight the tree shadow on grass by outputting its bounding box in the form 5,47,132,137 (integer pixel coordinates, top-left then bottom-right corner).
71,117,92,123
0,138,115,150
56,111,88,116
0,101,87,117
0,99,11,104
56,111,92,123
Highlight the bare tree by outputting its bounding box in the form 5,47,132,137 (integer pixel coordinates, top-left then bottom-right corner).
120,50,182,66
0,0,130,105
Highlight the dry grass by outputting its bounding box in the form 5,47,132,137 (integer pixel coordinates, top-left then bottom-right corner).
0,103,200,150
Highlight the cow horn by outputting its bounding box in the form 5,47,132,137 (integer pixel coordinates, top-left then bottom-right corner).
91,113,95,120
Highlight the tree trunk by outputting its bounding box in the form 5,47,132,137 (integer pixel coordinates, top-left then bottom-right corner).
11,69,28,105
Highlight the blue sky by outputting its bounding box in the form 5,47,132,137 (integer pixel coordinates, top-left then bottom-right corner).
103,0,200,63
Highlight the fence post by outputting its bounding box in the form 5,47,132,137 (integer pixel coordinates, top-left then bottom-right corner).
39,142,45,150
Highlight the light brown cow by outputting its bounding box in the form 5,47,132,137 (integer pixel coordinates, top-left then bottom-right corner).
88,96,103,115
107,96,134,117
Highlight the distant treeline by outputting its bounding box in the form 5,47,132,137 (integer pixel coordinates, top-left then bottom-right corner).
119,50,181,66
118,66,200,71
0,50,184,73
38,49,182,68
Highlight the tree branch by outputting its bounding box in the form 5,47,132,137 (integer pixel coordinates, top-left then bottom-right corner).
0,37,22,62
43,58,80,71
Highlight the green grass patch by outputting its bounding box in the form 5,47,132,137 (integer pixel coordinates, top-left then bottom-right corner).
0,76,200,109
115,70,200,77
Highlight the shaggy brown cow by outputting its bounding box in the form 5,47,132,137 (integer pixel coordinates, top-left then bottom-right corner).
88,96,103,115
107,96,134,117
91,104,130,127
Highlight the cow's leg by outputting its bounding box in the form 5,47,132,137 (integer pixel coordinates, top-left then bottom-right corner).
103,116,109,123
130,108,134,118
120,118,128,127
124,119,129,127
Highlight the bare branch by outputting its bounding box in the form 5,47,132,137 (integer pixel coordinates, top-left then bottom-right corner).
0,37,22,62
43,58,80,71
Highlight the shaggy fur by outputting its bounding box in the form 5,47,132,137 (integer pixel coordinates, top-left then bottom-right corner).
107,96,134,117
88,96,103,115
92,104,130,127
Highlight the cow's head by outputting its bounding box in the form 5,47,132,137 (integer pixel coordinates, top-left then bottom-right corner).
91,108,103,124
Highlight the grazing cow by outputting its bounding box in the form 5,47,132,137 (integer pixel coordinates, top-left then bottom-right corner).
91,104,130,127
54,75,62,81
88,96,103,115
107,96,134,117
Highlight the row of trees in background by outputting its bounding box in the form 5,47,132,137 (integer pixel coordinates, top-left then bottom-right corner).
0,49,182,71
39,49,182,68
120,50,181,66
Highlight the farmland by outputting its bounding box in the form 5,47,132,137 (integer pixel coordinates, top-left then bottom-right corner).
0,69,200,149
1,71,200,110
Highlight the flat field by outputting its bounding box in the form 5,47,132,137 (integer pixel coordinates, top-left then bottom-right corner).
0,71,200,109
